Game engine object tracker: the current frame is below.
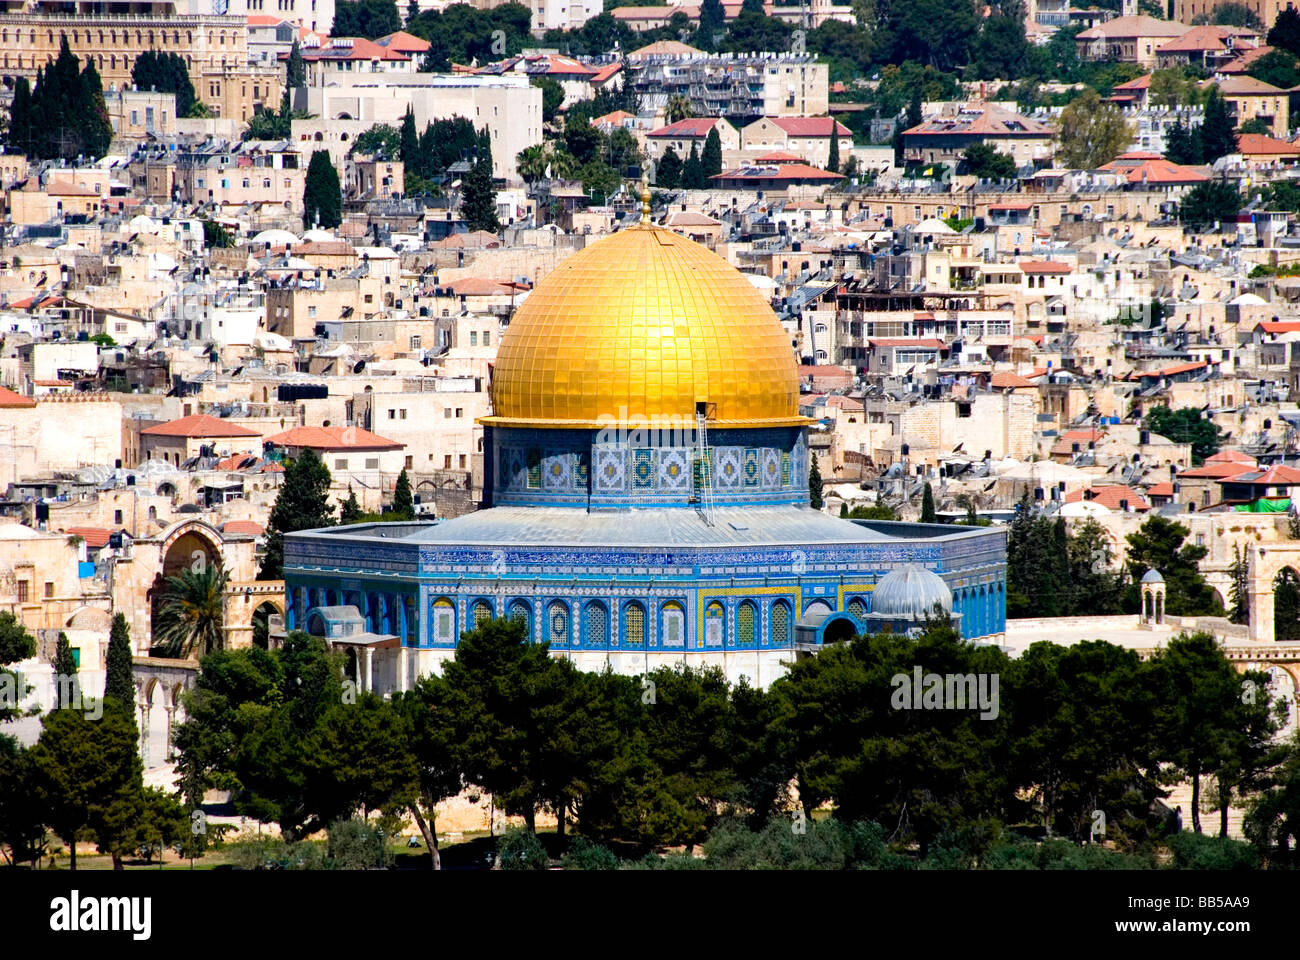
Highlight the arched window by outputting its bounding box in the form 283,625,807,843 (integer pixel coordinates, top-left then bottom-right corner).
770,600,791,646
848,596,867,621
704,601,724,648
432,597,455,644
661,601,684,647
509,599,531,639
623,602,646,646
737,601,756,646
471,599,493,629
585,601,607,647
548,601,569,646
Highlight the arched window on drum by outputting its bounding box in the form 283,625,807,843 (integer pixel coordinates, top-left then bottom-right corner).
471,599,493,630
661,601,685,647
548,601,570,646
623,601,646,646
737,601,756,646
704,601,725,648
432,597,456,645
509,599,531,640
584,601,608,647
769,600,791,647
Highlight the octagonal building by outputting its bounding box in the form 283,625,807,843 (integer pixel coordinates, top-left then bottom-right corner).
283,199,1008,690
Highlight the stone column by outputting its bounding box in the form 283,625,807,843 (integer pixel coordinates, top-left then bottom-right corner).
362,647,374,694
1250,581,1274,643
398,644,408,694
139,704,151,765
164,705,176,761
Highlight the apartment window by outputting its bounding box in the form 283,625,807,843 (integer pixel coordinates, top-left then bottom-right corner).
242,178,250,189
444,454,452,468
459,454,466,468
455,408,463,418
16,580,28,603
335,458,347,469
388,409,396,419
483,331,490,346
470,331,478,346
400,409,407,419
364,294,373,304
130,110,139,125
443,408,451,419
307,306,316,318
365,458,379,469
409,335,421,350
44,581,54,599
405,455,413,469
114,510,123,523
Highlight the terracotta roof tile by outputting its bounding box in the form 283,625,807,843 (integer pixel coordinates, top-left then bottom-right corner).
141,414,259,438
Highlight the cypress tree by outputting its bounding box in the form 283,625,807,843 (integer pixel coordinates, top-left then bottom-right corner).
808,455,824,509
340,484,362,523
259,448,336,580
701,126,722,178
8,76,32,156
657,146,682,188
78,59,113,159
303,149,342,229
1200,87,1238,164
287,40,307,88
53,632,78,682
920,482,936,523
103,613,134,710
461,133,499,233
392,469,414,520
399,106,419,170
827,126,840,173
682,143,704,189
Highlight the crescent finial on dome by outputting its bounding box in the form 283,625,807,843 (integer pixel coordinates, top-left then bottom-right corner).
640,174,651,225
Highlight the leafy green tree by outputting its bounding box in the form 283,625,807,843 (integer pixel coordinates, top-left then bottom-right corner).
392,468,414,520
1275,568,1300,642
1237,116,1275,136
497,825,549,869
607,126,641,172
29,702,141,870
969,12,1028,81
656,146,683,188
664,94,695,124
884,0,977,72
0,611,35,666
683,143,707,189
1200,1,1262,28
963,142,1017,180
1143,405,1221,466
808,454,824,509
1179,178,1242,227
1227,544,1250,626
695,0,725,49
202,219,234,249
1244,734,1300,865
532,76,564,123
354,123,401,158
393,677,462,869
578,160,619,202
307,692,419,826
1009,640,1161,843
1148,67,1205,109
287,40,307,88
563,117,604,165
1247,48,1300,90
844,502,900,520
332,0,402,38
6,76,32,156
1269,6,1300,57
1056,90,1132,169
260,447,336,580
1066,518,1125,616
1124,516,1223,616
153,564,230,659
303,149,342,229
1200,86,1239,163
132,51,198,118
0,736,46,867
103,613,134,709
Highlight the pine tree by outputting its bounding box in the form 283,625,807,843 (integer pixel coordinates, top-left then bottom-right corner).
657,146,682,188
808,455,824,509
287,41,307,88
701,126,723,178
1200,87,1239,164
303,149,342,229
259,448,336,580
920,482,936,523
392,469,414,520
1227,544,1250,626
103,613,134,709
340,485,362,523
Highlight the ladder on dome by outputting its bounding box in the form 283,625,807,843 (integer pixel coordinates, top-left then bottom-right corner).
695,411,715,527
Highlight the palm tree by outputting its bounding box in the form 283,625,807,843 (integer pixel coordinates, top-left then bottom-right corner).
516,144,548,185
547,147,578,181
152,563,230,659
664,95,694,124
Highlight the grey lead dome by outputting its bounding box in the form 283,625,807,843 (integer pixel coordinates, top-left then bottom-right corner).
871,563,954,618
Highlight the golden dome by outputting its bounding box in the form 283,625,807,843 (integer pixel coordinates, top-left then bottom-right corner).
484,223,805,428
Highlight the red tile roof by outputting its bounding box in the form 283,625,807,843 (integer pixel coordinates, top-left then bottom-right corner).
1258,321,1300,334
265,425,402,451
1181,460,1252,478
903,104,1053,138
296,37,411,62
215,453,260,471
766,117,853,137
1019,259,1072,274
65,527,113,549
648,118,727,138
712,162,842,182
1219,464,1300,486
141,414,259,438
1065,485,1151,511
1100,156,1209,184
373,31,431,53
1146,481,1175,497
1207,450,1258,463
1236,133,1300,156
1157,25,1255,53
0,385,34,408
991,371,1036,388
222,520,265,537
